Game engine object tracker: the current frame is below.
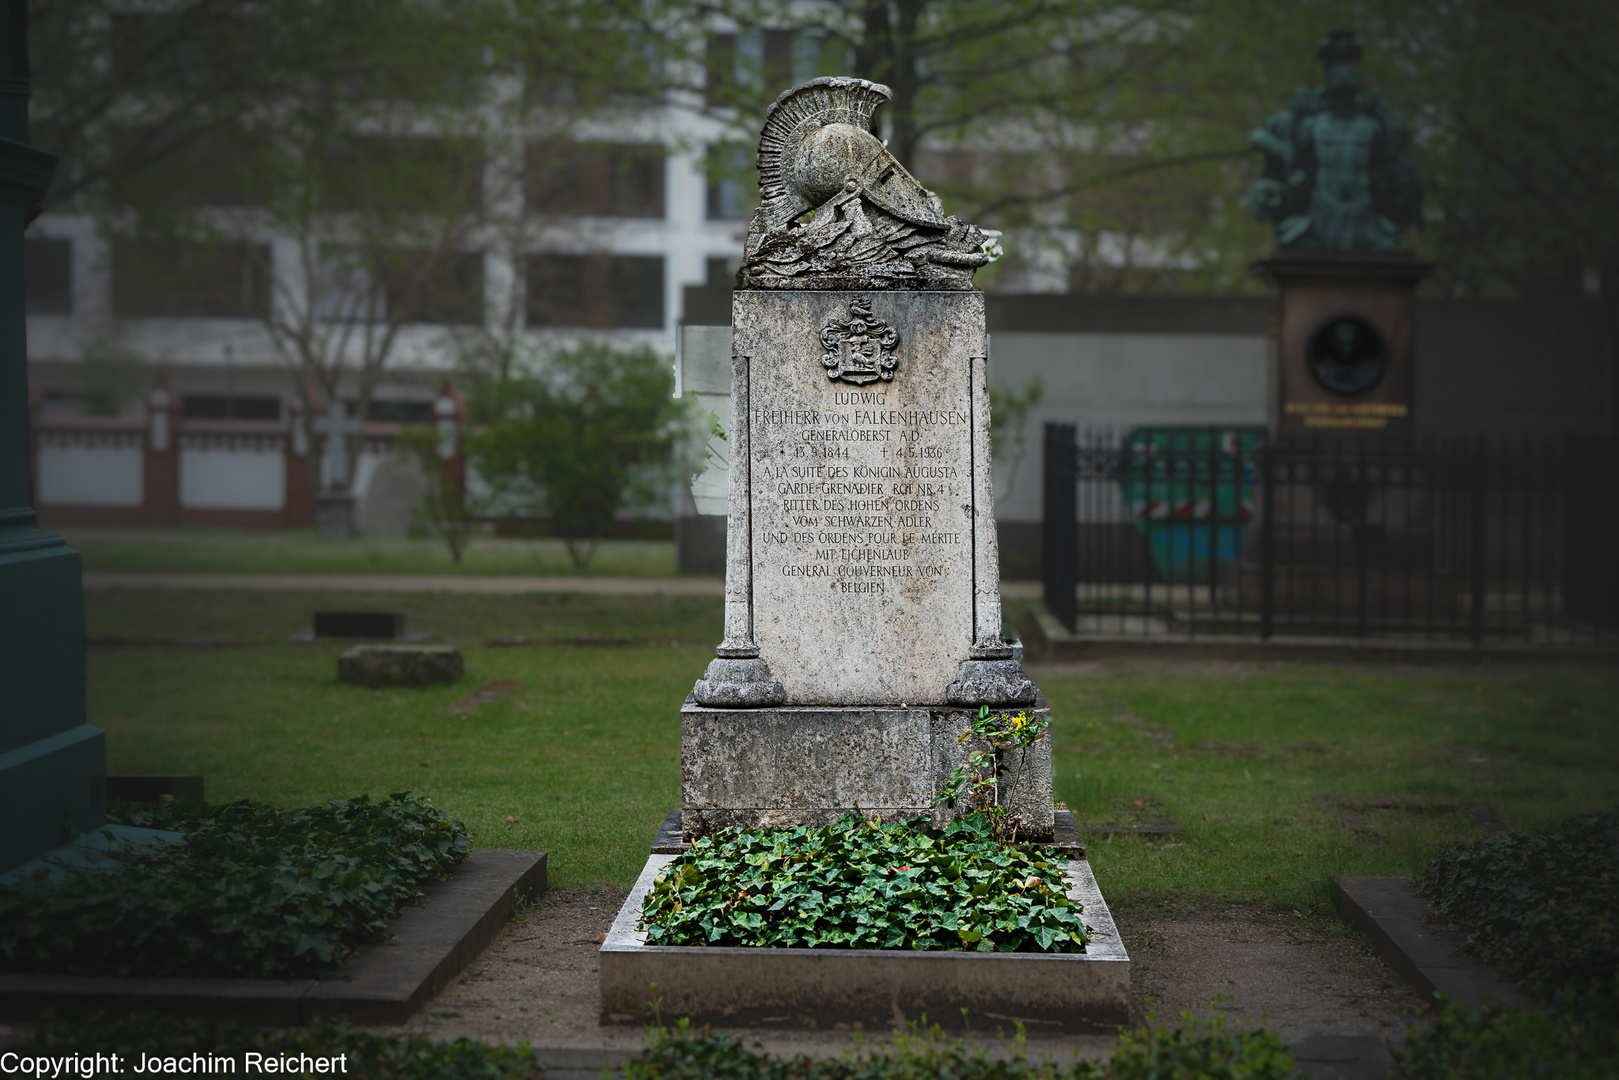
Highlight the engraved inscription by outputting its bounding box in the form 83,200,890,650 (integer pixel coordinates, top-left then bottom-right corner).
744,293,979,705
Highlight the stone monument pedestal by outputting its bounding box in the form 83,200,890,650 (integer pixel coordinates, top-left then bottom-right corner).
681,698,1054,841
1256,250,1430,440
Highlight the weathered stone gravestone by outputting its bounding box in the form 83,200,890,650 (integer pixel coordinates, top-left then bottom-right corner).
338,644,462,688
682,77,1050,841
601,78,1129,1032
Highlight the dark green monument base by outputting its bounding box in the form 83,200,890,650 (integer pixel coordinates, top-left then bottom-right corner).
0,9,109,875
0,532,107,872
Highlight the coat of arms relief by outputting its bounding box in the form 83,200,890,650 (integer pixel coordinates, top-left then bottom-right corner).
819,297,900,385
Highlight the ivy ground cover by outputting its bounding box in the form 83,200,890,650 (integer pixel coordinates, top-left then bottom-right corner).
641,813,1088,952
0,794,467,978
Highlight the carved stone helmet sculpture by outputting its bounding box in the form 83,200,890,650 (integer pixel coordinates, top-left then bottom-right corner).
739,77,998,290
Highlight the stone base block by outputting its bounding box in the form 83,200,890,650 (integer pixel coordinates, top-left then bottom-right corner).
600,852,1129,1031
338,645,463,689
681,696,1053,841
0,724,107,874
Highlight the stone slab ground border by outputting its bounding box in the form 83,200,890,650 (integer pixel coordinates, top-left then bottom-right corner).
1334,875,1530,1010
600,851,1129,1032
0,849,547,1025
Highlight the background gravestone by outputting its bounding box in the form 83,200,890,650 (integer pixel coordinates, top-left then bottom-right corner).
681,78,1051,840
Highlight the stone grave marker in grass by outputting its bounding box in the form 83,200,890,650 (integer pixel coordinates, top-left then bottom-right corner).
600,76,1127,1032
314,611,405,639
338,644,463,688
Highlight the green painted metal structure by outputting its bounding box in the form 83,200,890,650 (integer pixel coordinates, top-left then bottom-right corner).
0,3,106,875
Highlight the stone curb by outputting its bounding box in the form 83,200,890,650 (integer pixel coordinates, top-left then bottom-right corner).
1288,1034,1398,1080
600,851,1130,1032
528,1048,641,1080
0,848,547,1025
1333,875,1530,1011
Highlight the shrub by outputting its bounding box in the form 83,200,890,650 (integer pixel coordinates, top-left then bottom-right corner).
1417,810,1618,1002
640,812,1088,952
0,793,469,979
471,342,694,568
1396,994,1619,1080
27,1012,537,1080
621,1016,1304,1079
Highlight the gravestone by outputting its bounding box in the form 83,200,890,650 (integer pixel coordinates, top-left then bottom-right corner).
338,644,462,688
311,403,364,539
602,82,1129,1032
315,610,404,639
683,78,1051,841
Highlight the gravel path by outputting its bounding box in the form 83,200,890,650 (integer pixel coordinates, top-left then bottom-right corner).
361,886,1416,1066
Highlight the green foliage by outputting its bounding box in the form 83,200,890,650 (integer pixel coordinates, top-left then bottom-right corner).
989,377,1044,508
472,342,693,569
621,1015,1302,1079
938,706,1054,843
1417,811,1619,1002
1107,1015,1301,1080
0,793,469,978
1396,994,1619,1080
28,1012,537,1080
640,813,1088,953
395,428,479,565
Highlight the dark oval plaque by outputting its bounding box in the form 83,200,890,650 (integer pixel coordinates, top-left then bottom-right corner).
1306,314,1388,396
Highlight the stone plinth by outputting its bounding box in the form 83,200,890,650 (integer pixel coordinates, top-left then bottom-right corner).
338,645,462,688
600,852,1129,1031
1255,251,1430,439
681,697,1053,841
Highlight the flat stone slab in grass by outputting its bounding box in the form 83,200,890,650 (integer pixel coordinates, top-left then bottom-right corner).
0,848,546,1025
600,852,1129,1032
338,644,463,688
1334,875,1531,1010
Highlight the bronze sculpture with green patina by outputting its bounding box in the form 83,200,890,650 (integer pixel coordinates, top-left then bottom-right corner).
1250,31,1422,252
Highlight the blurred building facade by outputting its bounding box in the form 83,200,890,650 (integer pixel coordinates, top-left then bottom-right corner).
22,22,1617,535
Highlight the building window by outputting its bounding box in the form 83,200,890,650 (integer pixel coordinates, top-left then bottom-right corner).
321,136,484,214
111,126,274,209
706,142,755,221
26,237,72,314
314,249,485,325
384,250,485,325
706,30,848,105
367,400,435,423
526,254,663,329
611,256,664,328
182,395,282,421
525,143,665,218
111,240,270,318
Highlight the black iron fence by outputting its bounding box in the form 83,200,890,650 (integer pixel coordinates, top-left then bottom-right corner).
1041,424,1618,647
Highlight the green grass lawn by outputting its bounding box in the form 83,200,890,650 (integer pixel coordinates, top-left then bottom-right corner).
85,590,1619,905
61,527,680,577
1040,657,1619,912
